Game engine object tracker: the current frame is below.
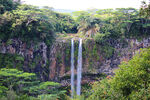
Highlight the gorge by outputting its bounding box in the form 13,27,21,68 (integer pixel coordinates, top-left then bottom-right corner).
0,36,149,83
0,1,150,99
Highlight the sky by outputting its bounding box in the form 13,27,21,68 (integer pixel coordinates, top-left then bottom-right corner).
21,0,149,10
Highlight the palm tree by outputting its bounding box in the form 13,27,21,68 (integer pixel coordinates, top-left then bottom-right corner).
77,15,100,37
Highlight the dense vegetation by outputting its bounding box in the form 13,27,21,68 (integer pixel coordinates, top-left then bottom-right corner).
0,48,149,100
0,0,77,46
87,48,150,100
0,0,150,100
73,6,150,39
0,0,150,43
0,68,66,100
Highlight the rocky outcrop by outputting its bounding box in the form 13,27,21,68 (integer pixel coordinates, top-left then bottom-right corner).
95,37,150,75
48,39,71,81
48,37,150,85
0,39,48,81
0,37,150,83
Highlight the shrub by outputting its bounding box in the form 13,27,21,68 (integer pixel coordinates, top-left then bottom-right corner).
94,32,110,45
87,48,150,100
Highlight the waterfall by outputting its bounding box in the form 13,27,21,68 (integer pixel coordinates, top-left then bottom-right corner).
71,39,75,98
76,38,82,96
71,38,82,97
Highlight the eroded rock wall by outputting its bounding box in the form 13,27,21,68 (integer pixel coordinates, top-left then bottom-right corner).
48,37,150,84
0,37,150,83
0,39,48,81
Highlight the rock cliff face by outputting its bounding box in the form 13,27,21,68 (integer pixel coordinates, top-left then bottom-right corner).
0,37,150,83
48,37,150,85
0,39,48,81
97,38,150,74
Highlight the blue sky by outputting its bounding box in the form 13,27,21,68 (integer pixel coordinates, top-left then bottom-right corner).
21,0,149,10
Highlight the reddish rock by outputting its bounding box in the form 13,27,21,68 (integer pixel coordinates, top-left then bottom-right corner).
49,58,56,80
60,54,65,76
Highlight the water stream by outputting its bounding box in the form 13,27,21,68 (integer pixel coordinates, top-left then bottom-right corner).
76,38,82,96
71,39,75,98
71,38,82,97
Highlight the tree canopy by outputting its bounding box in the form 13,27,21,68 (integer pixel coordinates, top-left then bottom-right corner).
88,48,150,100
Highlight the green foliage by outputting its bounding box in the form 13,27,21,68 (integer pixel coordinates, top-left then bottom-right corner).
87,48,150,100
0,0,20,14
140,1,150,19
111,48,150,97
0,85,8,97
93,32,114,59
0,1,150,100
81,83,92,98
128,84,150,100
0,90,38,100
0,68,66,99
0,53,24,70
0,68,37,83
94,33,105,44
0,68,39,97
29,81,65,96
87,79,114,100
15,56,24,61
38,94,59,100
100,46,114,59
0,4,77,46
73,7,149,39
40,81,60,88
65,47,71,63
94,32,110,45
71,95,85,100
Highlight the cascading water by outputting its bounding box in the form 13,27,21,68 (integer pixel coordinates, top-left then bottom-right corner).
76,38,82,96
71,38,82,97
71,39,75,98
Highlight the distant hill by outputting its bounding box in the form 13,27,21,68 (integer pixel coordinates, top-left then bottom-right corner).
53,9,76,13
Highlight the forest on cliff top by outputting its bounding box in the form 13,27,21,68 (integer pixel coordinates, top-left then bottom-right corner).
0,0,150,100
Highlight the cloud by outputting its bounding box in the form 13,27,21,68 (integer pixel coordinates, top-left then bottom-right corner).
21,0,147,10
